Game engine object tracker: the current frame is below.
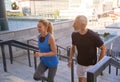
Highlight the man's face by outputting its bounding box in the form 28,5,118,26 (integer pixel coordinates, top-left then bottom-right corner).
73,22,80,31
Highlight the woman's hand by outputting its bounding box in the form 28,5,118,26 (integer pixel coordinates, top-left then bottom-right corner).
35,52,43,58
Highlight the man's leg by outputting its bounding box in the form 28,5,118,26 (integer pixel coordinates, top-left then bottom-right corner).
77,64,93,82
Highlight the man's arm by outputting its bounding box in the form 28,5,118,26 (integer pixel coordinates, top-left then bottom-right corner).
98,44,106,61
68,45,76,67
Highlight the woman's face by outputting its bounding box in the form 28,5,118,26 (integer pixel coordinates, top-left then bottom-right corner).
37,22,46,33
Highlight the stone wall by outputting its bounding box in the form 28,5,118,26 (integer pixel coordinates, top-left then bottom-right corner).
0,20,73,58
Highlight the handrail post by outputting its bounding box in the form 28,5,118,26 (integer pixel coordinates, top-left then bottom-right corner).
57,45,59,54
71,59,74,82
1,45,7,72
56,45,60,58
67,47,70,61
87,72,96,82
57,45,62,60
116,67,118,75
67,46,74,82
67,47,70,56
27,40,32,67
33,51,37,70
8,44,13,64
109,64,111,74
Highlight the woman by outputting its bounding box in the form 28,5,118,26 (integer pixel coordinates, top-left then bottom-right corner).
33,19,58,82
68,15,106,82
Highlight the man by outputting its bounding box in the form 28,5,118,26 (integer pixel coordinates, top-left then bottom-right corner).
68,15,106,82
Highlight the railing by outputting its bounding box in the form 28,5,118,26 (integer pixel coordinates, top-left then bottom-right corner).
87,56,120,82
0,39,75,82
106,49,120,75
1,39,120,82
26,39,120,82
0,40,39,72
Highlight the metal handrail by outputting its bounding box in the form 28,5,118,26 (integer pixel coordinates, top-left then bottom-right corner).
27,39,68,51
0,39,39,71
0,39,70,69
27,39,120,82
106,49,120,75
0,39,75,82
87,56,120,82
0,40,39,51
1,39,120,82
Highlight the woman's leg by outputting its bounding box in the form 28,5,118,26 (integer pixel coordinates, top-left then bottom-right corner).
47,66,57,82
33,61,48,81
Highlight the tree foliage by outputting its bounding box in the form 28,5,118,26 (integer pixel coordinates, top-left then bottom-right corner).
11,2,19,10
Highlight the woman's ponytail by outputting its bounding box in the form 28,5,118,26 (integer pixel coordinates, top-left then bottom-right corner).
47,22,54,34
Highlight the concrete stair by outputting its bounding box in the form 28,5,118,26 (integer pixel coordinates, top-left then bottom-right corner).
0,55,119,82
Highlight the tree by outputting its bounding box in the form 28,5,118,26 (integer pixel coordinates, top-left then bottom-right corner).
11,2,19,10
53,9,59,19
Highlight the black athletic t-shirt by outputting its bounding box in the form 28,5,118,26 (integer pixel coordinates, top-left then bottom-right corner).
72,29,104,66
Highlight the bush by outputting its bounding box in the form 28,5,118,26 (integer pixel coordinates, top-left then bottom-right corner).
7,10,24,17
103,32,110,38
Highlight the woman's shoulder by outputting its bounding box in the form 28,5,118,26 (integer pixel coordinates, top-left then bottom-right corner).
48,33,55,41
48,33,53,37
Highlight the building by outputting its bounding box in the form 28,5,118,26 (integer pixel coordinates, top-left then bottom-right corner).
5,0,120,19
29,0,69,16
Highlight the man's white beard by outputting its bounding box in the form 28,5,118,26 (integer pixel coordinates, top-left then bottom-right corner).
74,29,80,32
